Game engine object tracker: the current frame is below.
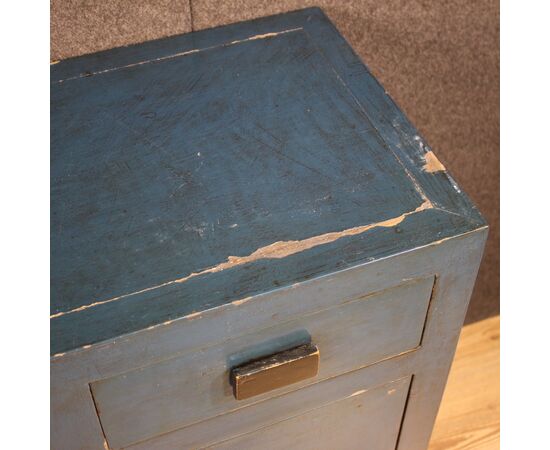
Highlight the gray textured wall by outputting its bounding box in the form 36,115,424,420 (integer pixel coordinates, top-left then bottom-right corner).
50,0,499,324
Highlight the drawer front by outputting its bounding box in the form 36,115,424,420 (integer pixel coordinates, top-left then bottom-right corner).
91,277,433,449
128,371,412,450
212,377,410,450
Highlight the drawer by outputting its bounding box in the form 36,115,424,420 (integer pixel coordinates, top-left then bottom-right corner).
128,370,412,449
91,277,433,449
212,376,411,450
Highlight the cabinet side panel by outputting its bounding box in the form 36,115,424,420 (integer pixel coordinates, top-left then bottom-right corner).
396,228,488,449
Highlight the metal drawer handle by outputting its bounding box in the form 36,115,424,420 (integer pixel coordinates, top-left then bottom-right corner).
230,343,320,400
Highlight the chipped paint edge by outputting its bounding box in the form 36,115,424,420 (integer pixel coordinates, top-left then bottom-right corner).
51,224,487,359
51,200,431,320
423,151,446,173
53,28,303,84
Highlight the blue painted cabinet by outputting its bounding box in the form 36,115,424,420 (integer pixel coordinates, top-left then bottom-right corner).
51,8,487,449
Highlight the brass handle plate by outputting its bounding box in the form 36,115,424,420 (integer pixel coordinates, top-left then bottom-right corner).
230,343,320,400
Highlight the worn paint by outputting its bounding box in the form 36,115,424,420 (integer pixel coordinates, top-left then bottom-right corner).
227,30,299,46
88,280,430,446
183,311,202,320
50,200,431,320
53,28,302,84
49,3,488,437
231,297,252,307
50,7,486,356
428,226,487,247
349,389,367,398
423,151,446,173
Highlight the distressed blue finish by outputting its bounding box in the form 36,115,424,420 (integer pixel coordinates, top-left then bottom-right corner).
211,377,411,450
50,7,485,355
90,278,432,448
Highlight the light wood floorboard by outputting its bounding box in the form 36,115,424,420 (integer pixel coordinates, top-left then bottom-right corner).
429,315,500,449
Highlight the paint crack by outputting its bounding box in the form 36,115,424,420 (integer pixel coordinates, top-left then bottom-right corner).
50,200,432,320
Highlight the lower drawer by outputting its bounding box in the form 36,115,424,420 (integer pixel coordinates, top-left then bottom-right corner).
213,377,411,450
128,370,412,449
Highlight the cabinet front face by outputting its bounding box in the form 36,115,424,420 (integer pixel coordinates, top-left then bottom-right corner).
90,277,433,449
51,223,487,450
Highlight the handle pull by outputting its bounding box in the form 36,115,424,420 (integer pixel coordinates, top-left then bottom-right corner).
230,343,320,400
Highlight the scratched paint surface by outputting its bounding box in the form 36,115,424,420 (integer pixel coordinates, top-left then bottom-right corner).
50,8,485,354
52,30,426,315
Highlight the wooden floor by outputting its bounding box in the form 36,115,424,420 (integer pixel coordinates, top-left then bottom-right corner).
429,315,500,449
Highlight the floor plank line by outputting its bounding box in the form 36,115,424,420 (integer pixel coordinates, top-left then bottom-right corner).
429,315,500,449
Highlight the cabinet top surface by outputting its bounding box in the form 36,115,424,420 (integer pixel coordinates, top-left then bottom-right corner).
50,8,485,355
